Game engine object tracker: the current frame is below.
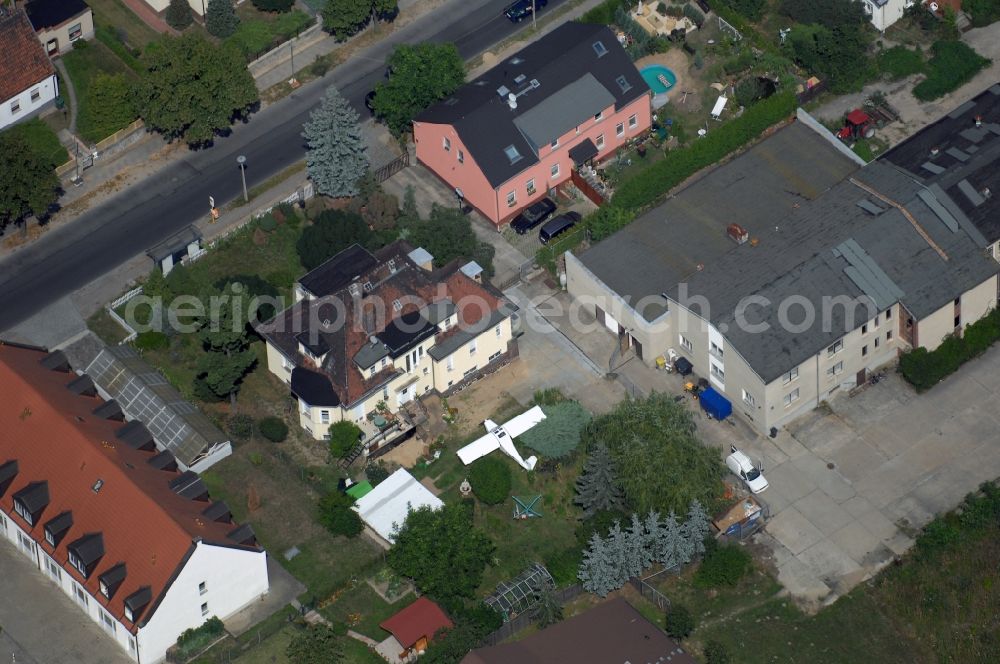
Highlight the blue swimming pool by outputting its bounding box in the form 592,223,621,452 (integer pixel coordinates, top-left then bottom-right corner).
640,65,677,95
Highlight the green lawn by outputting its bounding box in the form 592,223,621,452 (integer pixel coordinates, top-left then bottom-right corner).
319,583,406,641
87,0,161,49
87,307,130,345
1,118,68,167
61,41,139,143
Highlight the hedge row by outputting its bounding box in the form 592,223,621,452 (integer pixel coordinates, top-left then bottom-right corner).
912,40,990,101
900,307,1000,391
612,90,797,212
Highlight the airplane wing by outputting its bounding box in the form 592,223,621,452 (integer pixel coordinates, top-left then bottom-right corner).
500,405,546,439
457,432,501,465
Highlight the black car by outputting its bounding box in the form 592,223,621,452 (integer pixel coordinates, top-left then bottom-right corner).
539,211,581,244
504,0,547,22
510,197,557,235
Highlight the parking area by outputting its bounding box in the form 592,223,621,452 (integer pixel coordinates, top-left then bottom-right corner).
734,343,1000,608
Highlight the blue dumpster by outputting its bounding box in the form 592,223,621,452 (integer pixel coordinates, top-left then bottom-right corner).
699,386,732,420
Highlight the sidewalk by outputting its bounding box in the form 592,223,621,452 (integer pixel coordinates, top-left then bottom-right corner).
252,0,441,91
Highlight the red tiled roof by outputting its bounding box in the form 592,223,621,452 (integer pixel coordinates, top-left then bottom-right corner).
0,343,257,632
380,597,453,648
0,9,55,103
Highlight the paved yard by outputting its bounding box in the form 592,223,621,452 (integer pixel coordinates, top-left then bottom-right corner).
732,343,1000,608
523,280,1000,608
0,540,134,664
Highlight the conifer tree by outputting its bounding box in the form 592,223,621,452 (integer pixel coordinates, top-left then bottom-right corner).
623,513,652,579
166,0,193,29
206,0,239,38
683,499,713,557
574,443,625,519
302,85,369,198
578,532,619,597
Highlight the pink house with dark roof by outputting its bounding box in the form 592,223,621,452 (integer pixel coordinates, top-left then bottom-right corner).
413,22,651,227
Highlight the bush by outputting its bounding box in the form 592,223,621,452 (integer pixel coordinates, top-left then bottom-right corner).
328,420,363,458
704,639,733,664
544,546,583,586
519,401,591,459
366,460,390,486
258,416,289,442
694,540,752,588
318,491,364,537
258,213,277,232
166,0,193,29
665,604,695,639
913,40,990,101
253,0,294,11
134,331,169,351
900,308,1000,391
468,456,512,505
613,91,796,213
878,46,925,80
228,413,255,439
715,0,765,21
175,616,224,658
965,0,1000,27
682,3,704,26
297,209,373,271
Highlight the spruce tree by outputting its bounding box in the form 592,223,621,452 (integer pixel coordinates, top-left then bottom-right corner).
166,0,193,29
574,443,625,519
578,532,619,597
206,0,239,38
623,513,652,579
302,85,369,198
683,499,713,557
652,510,684,569
532,586,563,628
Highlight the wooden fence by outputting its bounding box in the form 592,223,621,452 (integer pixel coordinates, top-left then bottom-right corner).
373,152,410,183
570,168,605,206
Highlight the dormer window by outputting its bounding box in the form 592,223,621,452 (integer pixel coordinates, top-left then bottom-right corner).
12,481,49,526
67,533,105,578
44,511,73,548
393,299,402,311
123,587,152,624
98,563,127,599
592,41,608,57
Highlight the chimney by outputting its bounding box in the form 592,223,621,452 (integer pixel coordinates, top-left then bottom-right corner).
508,92,517,110
975,115,983,128
727,223,749,245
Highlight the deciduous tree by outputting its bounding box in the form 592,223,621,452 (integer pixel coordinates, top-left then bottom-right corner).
296,208,373,271
583,394,724,514
318,491,363,537
322,0,370,39
372,42,465,136
532,586,564,628
388,503,494,602
0,133,59,232
402,204,495,276
206,0,239,37
194,282,257,407
137,34,258,146
574,443,625,519
302,85,369,198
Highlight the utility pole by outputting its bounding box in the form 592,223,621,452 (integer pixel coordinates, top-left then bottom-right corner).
236,155,248,203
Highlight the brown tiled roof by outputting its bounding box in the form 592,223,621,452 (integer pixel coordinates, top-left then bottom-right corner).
0,342,259,632
462,598,698,664
258,241,508,407
0,9,55,103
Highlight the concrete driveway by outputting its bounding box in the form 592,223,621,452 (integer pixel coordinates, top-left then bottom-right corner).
734,343,1000,608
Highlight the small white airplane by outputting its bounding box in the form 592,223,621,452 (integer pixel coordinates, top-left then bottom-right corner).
456,405,546,471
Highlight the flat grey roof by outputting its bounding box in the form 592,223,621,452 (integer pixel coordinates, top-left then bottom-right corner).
580,120,999,383
580,121,859,321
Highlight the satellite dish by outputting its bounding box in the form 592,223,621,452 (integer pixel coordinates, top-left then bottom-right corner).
929,1,938,10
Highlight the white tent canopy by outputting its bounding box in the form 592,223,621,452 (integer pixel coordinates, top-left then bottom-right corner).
711,95,728,120
354,469,444,544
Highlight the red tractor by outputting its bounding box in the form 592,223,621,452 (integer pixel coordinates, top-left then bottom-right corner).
838,109,876,141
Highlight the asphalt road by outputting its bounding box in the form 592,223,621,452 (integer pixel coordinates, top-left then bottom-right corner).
0,0,570,331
